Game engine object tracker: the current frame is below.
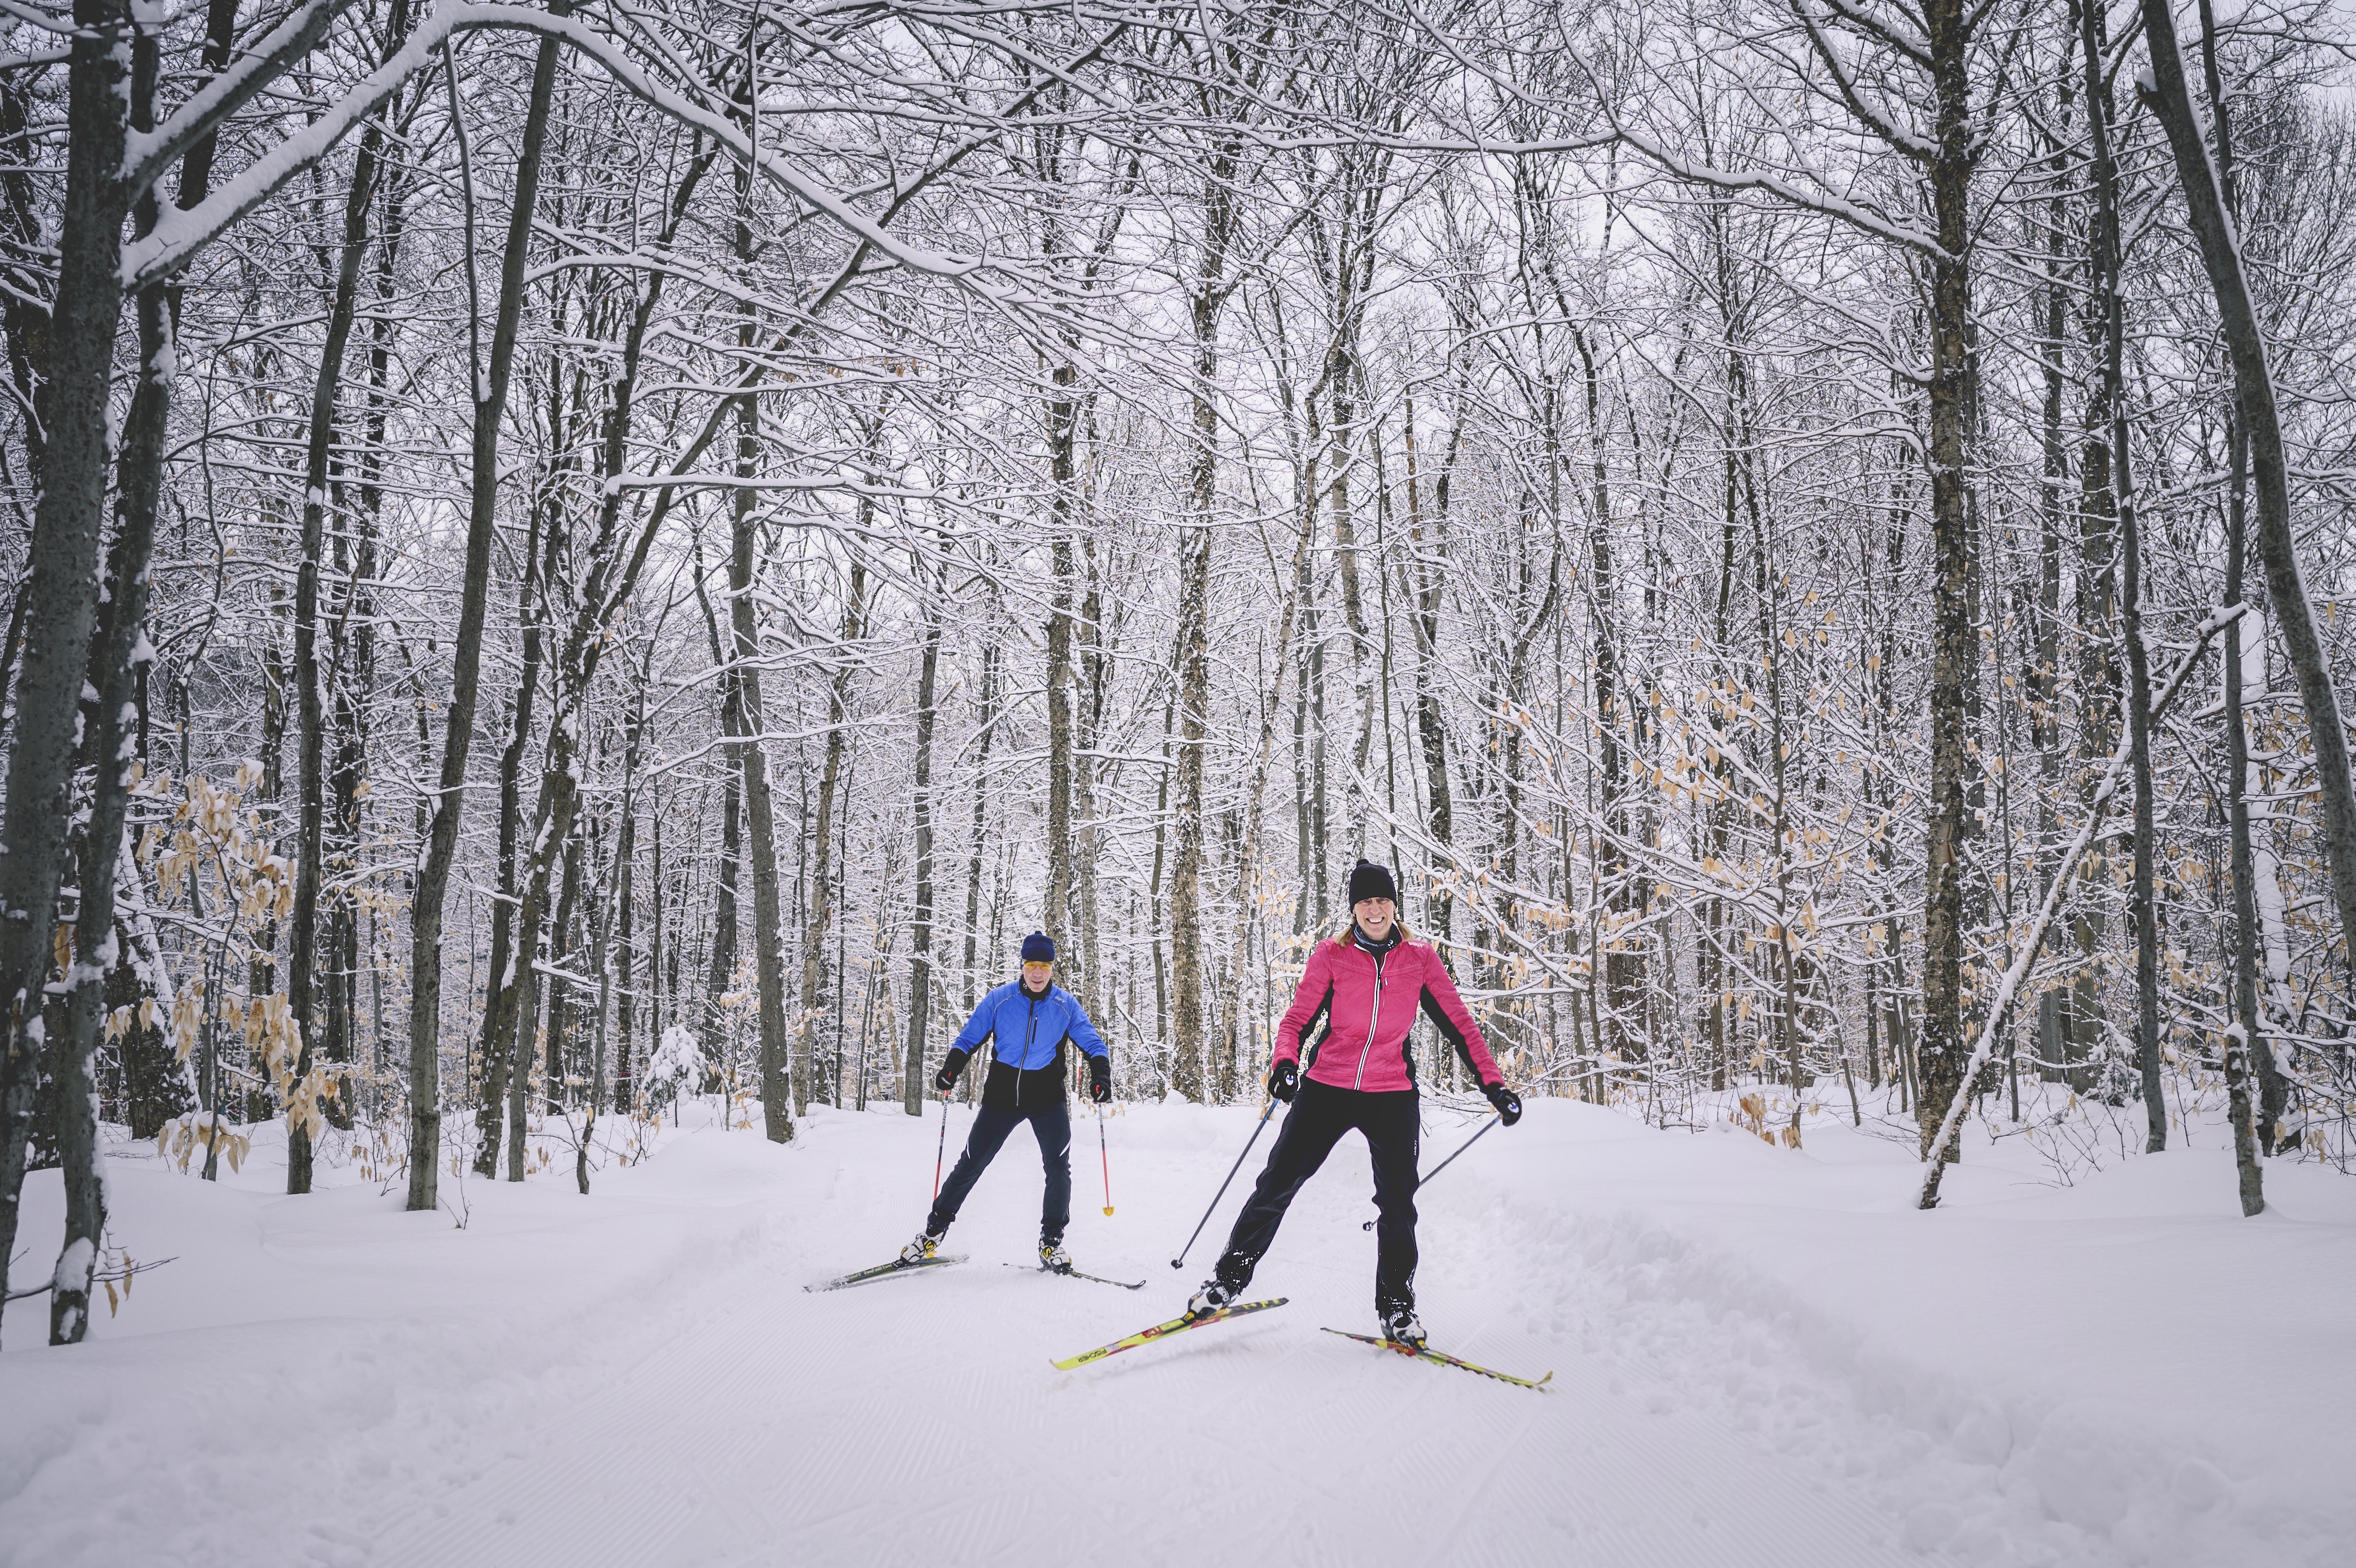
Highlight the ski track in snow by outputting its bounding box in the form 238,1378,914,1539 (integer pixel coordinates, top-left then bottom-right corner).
364,1111,1904,1568
5,1096,2350,1566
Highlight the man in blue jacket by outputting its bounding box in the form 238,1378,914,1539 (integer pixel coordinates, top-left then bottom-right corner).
901,931,1112,1272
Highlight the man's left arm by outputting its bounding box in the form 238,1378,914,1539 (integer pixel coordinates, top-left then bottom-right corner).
1065,995,1110,1060
1066,996,1113,1102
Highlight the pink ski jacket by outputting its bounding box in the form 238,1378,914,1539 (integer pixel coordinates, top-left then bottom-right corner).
1273,929,1503,1094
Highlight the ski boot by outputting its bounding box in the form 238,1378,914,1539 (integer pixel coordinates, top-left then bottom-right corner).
1378,1300,1427,1348
898,1226,945,1266
1039,1234,1073,1274
1186,1254,1251,1319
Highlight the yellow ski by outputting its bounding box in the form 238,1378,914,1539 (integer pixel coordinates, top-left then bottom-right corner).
1050,1298,1287,1370
1321,1327,1552,1391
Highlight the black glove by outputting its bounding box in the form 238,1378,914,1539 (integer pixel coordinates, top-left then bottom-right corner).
1088,1053,1112,1105
934,1047,970,1093
1268,1059,1299,1103
1483,1080,1522,1126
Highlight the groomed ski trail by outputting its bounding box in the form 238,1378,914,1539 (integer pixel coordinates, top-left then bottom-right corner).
364,1103,1919,1568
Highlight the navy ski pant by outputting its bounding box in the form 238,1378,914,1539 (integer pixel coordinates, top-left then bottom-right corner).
1217,1079,1421,1309
928,1100,1072,1240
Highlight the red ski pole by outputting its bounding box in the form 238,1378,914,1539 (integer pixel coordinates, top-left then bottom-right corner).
1097,1101,1114,1216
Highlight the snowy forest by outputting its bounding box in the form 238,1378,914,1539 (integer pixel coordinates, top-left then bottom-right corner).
4,0,2356,1356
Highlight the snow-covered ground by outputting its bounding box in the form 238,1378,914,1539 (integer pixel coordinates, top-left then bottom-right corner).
4,1089,2351,1568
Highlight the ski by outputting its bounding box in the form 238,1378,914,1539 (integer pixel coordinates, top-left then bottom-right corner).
1321,1327,1553,1391
1003,1262,1145,1290
804,1253,968,1293
1050,1298,1287,1370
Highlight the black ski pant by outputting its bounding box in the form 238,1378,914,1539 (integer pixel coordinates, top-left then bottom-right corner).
1217,1079,1420,1310
928,1100,1072,1241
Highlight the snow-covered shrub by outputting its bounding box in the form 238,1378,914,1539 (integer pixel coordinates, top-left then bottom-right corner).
644,1024,704,1112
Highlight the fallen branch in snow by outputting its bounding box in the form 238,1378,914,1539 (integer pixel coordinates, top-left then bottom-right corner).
1917,604,2246,1210
3,1247,176,1307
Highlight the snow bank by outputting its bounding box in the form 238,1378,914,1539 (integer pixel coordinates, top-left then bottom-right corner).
0,1114,792,1567
1440,1100,2356,1568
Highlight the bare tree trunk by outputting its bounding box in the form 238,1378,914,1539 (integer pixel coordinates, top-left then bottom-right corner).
1912,0,1982,1161
408,11,571,1211
649,776,665,1071
1402,395,1456,946
1047,385,1079,965
1220,491,1319,1094
1149,683,1174,1066
731,392,792,1143
613,641,651,1113
2221,412,2267,1214
1575,323,1644,1061
2032,77,2070,1073
1077,531,1107,1029
49,23,177,1337
579,815,613,1194
538,827,586,1119
2136,0,2356,978
797,559,866,1113
2194,0,2265,1212
471,501,551,1178
289,0,408,1190
903,560,943,1116
0,0,136,1310
1170,137,1243,1104
2078,0,2164,1151
1328,308,1375,849
960,633,1001,1015
695,539,742,1071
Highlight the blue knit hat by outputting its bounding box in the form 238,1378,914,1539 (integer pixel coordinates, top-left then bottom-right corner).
1021,931,1056,964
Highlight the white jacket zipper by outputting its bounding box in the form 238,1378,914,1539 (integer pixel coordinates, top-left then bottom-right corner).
1352,947,1385,1091
1016,990,1041,1099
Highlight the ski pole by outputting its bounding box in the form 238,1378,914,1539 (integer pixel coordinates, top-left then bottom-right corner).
1096,1101,1114,1216
1171,1098,1278,1270
932,1093,950,1201
1362,1114,1501,1231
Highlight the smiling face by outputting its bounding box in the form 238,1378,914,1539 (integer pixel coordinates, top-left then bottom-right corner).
1022,960,1053,994
1353,896,1397,942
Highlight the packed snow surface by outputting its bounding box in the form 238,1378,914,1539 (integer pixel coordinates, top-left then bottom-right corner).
4,1093,2352,1567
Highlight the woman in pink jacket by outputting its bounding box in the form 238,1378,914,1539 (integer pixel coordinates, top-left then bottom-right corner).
1186,860,1522,1345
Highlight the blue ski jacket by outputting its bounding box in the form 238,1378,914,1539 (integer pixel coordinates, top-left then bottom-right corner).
952,981,1108,1072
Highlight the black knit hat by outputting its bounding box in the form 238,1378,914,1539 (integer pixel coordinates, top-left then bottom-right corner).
1021,931,1056,964
1346,859,1399,907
